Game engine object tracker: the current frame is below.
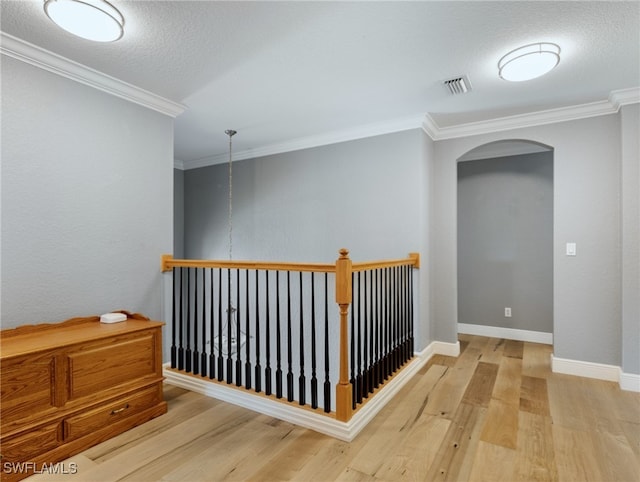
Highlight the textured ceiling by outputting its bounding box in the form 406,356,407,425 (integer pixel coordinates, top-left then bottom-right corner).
1,1,639,166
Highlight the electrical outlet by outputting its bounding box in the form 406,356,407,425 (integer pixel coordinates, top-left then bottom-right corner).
505,307,512,317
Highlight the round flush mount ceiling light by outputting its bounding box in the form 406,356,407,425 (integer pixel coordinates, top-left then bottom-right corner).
44,0,125,42
498,42,560,82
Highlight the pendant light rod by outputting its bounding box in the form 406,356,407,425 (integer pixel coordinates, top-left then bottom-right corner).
225,129,237,262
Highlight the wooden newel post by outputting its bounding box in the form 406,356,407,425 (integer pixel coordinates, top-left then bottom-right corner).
335,248,353,422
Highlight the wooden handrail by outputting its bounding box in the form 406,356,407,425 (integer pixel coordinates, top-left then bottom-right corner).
161,255,336,273
352,252,420,271
162,252,420,274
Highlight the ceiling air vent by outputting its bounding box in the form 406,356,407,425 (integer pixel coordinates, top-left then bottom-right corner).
443,75,471,95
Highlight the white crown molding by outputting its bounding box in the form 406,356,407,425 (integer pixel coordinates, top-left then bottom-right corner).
0,32,186,118
424,100,615,140
173,159,185,170
458,323,553,345
610,87,640,107
423,86,640,141
421,114,439,140
181,114,425,170
180,86,639,170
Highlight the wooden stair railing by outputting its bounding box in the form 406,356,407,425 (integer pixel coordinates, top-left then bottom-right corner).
161,249,419,422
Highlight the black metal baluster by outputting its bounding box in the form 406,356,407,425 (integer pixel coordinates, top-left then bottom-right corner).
391,266,398,373
362,271,371,398
384,267,390,380
409,264,415,356
235,269,242,387
217,268,224,381
265,270,272,396
209,268,216,379
185,267,192,373
323,273,331,413
372,268,379,389
400,266,404,365
403,265,410,363
255,269,262,393
398,266,406,366
171,267,177,369
226,269,233,383
245,269,252,389
193,267,200,376
368,269,375,394
310,272,318,409
396,266,403,368
276,271,283,399
380,267,385,380
287,271,294,402
350,272,356,409
398,266,407,366
399,266,405,366
178,267,184,371
389,266,395,373
356,271,363,405
392,266,398,372
201,268,208,376
391,267,396,372
400,267,404,366
298,271,306,406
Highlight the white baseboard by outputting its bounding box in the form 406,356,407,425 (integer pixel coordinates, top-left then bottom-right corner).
163,366,354,441
419,340,461,358
458,323,553,345
163,339,461,441
620,372,640,392
551,355,619,381
551,355,640,392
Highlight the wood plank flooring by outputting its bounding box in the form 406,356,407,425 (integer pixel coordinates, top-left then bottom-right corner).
27,334,640,481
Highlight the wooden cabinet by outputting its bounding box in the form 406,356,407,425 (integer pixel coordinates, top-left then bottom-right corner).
0,314,167,481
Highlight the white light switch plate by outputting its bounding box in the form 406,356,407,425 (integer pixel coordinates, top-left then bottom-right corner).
566,242,577,256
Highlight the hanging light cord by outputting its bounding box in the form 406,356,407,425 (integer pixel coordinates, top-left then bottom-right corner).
225,129,236,262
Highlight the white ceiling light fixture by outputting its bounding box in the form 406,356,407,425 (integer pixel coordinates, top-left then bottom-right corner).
498,42,560,82
43,0,125,42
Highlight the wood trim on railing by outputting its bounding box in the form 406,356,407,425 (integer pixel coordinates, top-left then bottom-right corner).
334,248,353,422
161,255,336,273
162,253,420,274
352,252,420,271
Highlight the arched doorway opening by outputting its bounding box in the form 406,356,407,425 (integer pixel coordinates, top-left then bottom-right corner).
456,140,554,344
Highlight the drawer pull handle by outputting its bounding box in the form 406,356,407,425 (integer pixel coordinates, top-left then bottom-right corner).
110,404,130,415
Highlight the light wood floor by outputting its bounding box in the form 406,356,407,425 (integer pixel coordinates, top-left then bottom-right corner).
28,334,640,481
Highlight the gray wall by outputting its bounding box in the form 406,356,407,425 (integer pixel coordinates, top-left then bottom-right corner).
174,169,185,258
621,103,640,375
457,152,553,333
1,57,174,328
183,129,432,349
179,110,637,372
432,114,625,368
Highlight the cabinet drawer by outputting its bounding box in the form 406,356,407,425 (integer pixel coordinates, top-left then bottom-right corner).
67,332,157,400
0,422,62,462
0,353,56,428
63,386,160,441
